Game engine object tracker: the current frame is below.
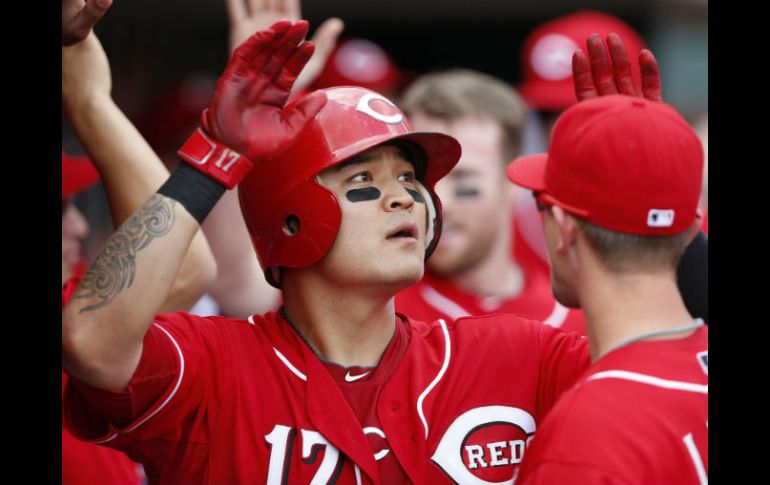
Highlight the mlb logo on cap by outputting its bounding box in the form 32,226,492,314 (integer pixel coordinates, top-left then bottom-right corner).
506,95,703,236
647,209,675,228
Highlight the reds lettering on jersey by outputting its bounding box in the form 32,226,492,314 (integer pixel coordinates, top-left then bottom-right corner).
63,311,589,484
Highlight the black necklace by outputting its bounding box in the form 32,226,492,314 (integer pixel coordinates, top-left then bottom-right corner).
279,306,324,360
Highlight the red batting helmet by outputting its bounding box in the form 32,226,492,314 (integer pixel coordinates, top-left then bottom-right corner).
518,11,646,111
238,86,461,287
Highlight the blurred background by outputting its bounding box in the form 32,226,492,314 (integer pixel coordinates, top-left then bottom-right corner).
63,0,708,261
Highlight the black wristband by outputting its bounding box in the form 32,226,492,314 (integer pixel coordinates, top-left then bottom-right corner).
157,163,227,224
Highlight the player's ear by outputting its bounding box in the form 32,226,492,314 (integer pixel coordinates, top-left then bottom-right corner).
550,206,577,252
687,213,703,243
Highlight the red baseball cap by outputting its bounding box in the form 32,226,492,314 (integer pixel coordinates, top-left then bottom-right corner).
518,11,646,111
506,95,703,235
62,151,100,200
309,38,402,93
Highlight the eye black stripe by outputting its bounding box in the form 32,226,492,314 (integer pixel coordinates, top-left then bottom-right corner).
406,188,425,203
346,187,381,202
455,188,480,198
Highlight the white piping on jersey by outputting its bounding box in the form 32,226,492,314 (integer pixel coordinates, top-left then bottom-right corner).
587,370,708,394
354,464,362,485
423,282,570,328
273,347,307,381
247,315,255,325
94,323,186,443
683,433,708,485
543,302,569,328
420,285,471,320
93,431,119,444
417,318,451,439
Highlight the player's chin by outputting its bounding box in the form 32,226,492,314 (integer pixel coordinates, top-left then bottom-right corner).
380,258,425,290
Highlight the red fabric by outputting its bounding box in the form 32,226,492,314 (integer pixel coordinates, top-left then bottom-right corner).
62,274,143,485
62,151,100,199
396,270,585,337
519,326,708,485
309,38,402,93
321,316,411,484
518,11,646,111
63,310,589,484
396,216,586,335
66,327,177,429
507,96,703,236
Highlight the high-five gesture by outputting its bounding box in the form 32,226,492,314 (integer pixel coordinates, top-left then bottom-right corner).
62,0,113,46
202,20,327,163
225,0,343,92
572,33,663,102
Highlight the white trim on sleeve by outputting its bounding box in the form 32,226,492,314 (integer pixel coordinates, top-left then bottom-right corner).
93,322,186,443
587,370,708,394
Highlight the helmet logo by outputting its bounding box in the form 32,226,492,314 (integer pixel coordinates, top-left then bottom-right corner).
355,93,404,125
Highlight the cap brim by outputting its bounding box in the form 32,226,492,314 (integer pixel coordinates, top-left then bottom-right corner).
506,153,548,191
62,152,100,199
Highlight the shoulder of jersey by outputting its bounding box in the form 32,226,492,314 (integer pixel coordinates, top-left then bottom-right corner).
402,311,544,337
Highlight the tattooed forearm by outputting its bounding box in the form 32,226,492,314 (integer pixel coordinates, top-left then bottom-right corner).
72,195,176,313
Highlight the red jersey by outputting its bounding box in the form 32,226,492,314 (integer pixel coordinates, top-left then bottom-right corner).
396,199,586,336
518,325,708,485
64,310,589,485
396,269,585,336
62,270,144,485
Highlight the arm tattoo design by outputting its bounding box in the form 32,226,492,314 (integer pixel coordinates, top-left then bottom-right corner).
72,195,176,313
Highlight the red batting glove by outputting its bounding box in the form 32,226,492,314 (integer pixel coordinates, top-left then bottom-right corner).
572,33,663,103
178,20,328,189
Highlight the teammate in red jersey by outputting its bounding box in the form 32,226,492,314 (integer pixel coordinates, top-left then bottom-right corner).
62,23,216,483
396,69,585,334
62,153,144,485
517,10,708,322
62,21,592,484
507,35,708,484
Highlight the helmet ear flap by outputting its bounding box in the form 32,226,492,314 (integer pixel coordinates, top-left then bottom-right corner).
416,180,443,261
265,267,282,289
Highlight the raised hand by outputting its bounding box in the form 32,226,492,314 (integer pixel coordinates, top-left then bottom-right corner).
203,20,327,162
572,33,663,102
62,0,113,46
225,0,343,92
62,33,112,117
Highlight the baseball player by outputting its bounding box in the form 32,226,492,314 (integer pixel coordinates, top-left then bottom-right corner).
517,10,708,322
508,36,708,485
62,21,694,484
62,27,217,484
62,153,145,485
60,21,595,484
394,68,586,334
